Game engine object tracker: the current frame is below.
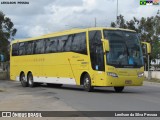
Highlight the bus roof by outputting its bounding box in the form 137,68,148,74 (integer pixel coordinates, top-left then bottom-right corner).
11,27,136,44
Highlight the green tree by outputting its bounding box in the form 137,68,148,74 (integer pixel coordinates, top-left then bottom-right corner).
117,15,127,28
152,11,160,60
111,15,126,28
0,11,17,61
126,17,139,32
111,22,116,27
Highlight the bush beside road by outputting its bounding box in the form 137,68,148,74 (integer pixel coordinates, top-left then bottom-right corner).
0,62,10,80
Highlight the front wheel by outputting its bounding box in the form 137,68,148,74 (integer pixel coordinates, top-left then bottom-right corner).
83,74,94,92
114,87,124,93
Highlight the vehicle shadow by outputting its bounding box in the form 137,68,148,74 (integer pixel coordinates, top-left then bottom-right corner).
41,84,134,94
11,81,156,94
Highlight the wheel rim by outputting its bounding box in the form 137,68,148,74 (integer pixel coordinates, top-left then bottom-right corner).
21,75,26,82
84,77,90,89
28,76,32,85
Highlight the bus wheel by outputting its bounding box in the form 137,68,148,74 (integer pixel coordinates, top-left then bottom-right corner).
114,87,124,93
83,74,94,92
27,73,35,88
20,72,28,87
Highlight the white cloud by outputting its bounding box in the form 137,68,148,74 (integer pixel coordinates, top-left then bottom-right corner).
28,25,50,37
118,0,159,20
0,0,158,39
83,0,97,9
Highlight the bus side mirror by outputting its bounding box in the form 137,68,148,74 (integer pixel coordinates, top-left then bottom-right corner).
101,39,110,52
141,42,151,55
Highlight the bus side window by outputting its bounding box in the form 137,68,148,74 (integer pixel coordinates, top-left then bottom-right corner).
12,43,19,56
63,35,72,52
71,32,87,54
45,38,58,53
46,38,54,53
34,39,45,54
19,42,25,56
26,41,34,55
57,35,68,52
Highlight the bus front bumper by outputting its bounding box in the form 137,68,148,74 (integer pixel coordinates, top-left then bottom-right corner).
105,76,144,87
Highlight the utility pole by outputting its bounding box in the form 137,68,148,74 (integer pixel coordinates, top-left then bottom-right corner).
116,0,118,26
95,17,97,27
148,54,151,80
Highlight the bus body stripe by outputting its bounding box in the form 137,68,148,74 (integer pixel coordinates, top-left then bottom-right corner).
16,76,77,85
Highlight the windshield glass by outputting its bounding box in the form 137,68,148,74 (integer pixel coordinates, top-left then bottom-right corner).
103,30,144,68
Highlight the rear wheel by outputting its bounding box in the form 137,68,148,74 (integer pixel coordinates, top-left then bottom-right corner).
114,87,124,93
27,73,35,87
83,74,94,92
20,73,28,87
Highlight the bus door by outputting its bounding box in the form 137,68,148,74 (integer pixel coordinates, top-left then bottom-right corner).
89,30,105,86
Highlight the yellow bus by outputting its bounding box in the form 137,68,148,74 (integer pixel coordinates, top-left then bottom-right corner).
10,27,151,92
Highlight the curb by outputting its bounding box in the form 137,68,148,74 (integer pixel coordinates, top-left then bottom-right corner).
143,81,160,87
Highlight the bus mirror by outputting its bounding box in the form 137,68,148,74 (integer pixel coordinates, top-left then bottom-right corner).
141,42,151,55
101,39,110,52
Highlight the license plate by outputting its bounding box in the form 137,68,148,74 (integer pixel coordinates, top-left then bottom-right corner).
125,80,132,84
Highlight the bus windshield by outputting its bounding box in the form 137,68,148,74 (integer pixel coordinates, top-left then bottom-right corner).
103,30,144,68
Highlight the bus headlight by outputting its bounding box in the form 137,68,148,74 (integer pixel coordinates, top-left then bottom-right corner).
138,72,144,77
107,72,118,78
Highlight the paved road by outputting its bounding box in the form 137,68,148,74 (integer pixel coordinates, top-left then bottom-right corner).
55,82,160,111
0,80,160,120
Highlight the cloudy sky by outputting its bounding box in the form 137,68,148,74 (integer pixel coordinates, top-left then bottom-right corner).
0,0,159,39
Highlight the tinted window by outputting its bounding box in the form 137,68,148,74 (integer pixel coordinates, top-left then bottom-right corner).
34,39,45,54
71,32,87,54
89,31,104,71
12,43,19,56
57,35,68,52
25,41,34,55
45,38,58,53
19,42,25,55
11,33,87,56
45,33,86,54
64,35,72,52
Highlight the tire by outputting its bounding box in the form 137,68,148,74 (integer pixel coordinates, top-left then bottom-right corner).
83,74,94,92
47,83,62,88
20,72,28,87
27,73,35,87
114,87,124,93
